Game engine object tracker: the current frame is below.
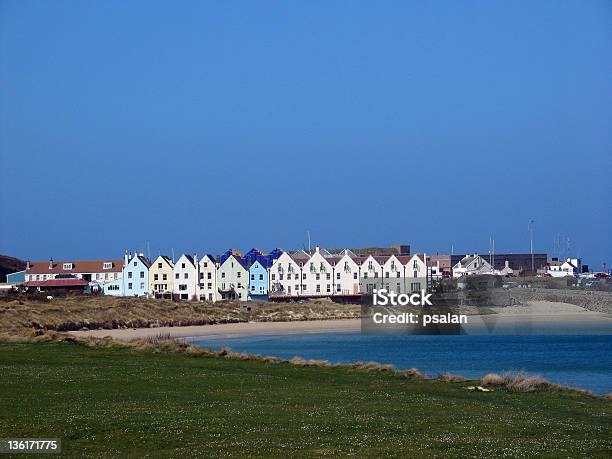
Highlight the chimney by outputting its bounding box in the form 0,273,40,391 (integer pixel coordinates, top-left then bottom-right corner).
124,251,129,266
26,260,30,270
49,257,53,269
315,246,320,253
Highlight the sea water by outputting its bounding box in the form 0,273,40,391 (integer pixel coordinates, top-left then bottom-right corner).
191,333,612,394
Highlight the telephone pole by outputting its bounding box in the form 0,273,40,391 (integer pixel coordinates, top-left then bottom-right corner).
528,220,535,273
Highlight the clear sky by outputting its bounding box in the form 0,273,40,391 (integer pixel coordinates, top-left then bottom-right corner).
1,0,610,268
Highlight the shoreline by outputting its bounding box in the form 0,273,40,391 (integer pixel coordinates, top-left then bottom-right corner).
70,301,612,340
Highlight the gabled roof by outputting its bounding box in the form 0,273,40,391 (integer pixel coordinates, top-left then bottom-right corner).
177,254,195,267
129,254,151,268
152,255,174,268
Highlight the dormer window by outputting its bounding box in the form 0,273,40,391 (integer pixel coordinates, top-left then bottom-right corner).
63,263,73,270
103,262,113,270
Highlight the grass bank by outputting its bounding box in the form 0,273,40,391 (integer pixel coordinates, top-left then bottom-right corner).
0,295,360,331
0,340,610,457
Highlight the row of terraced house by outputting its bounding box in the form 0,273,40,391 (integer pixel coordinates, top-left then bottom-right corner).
17,246,429,302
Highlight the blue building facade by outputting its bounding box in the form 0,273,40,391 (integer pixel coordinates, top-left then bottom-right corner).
122,253,151,297
246,248,283,301
6,270,25,284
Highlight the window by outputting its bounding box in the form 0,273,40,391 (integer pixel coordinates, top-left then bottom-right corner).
204,262,208,267
154,274,159,281
184,273,188,279
128,283,133,289
316,284,320,292
133,261,137,266
414,271,418,278
364,273,368,278
140,271,144,278
374,272,378,278
199,272,204,280
397,272,401,278
271,274,276,280
251,285,255,291
158,263,162,268
316,273,320,280
336,285,341,292
103,262,112,270
237,272,241,278
251,274,255,280
237,283,242,288
140,282,145,289
302,273,306,280
208,283,212,289
207,273,212,279
279,274,284,281
182,263,186,268
326,284,331,293
353,273,358,279
336,272,340,280
128,272,133,279
63,263,73,270
259,274,263,280
326,273,330,280
162,274,167,281
385,272,389,278
295,285,299,292
179,284,187,291
175,273,179,279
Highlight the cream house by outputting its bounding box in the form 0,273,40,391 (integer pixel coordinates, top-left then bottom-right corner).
149,255,174,298
217,254,248,300
198,254,219,302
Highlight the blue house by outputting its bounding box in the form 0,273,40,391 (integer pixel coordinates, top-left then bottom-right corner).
122,252,151,297
246,248,283,301
248,258,270,301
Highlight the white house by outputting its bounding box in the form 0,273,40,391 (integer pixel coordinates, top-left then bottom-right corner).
269,251,302,298
217,254,248,300
173,254,198,300
300,247,334,297
330,250,360,296
548,258,580,278
198,254,218,302
452,254,493,278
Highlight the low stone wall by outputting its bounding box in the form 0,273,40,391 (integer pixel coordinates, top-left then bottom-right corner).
507,288,612,314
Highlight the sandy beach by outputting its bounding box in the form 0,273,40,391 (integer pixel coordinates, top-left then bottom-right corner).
69,301,612,340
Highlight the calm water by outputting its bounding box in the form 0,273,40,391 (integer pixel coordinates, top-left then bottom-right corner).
191,333,612,394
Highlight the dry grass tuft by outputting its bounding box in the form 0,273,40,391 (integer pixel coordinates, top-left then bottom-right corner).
481,373,505,387
438,373,467,382
352,361,395,372
400,368,425,379
604,394,612,400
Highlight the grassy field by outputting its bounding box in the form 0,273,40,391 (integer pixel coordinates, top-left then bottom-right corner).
0,341,610,457
0,295,360,331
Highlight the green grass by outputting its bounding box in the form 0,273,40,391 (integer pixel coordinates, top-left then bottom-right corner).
0,342,610,457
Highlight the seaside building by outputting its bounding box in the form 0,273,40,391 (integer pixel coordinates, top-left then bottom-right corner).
24,259,123,283
173,254,198,300
198,254,218,302
122,252,151,297
452,255,493,278
149,255,174,299
217,254,248,300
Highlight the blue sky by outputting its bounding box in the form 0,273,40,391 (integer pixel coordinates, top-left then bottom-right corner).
1,0,610,267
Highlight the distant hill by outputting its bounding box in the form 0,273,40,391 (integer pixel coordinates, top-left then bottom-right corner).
0,254,26,282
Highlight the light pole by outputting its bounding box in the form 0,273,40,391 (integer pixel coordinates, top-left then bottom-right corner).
528,220,535,273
